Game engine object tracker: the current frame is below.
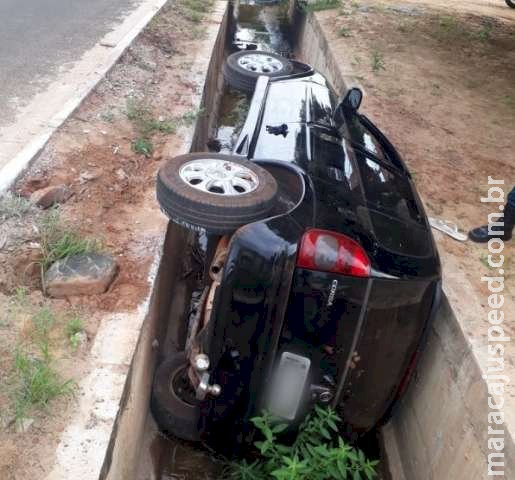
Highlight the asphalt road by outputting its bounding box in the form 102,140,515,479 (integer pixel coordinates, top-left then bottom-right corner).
0,0,143,126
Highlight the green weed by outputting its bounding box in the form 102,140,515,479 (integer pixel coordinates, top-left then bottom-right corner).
12,347,73,423
302,0,342,13
0,193,32,220
132,137,154,157
178,0,213,22
100,110,115,123
181,107,204,126
371,49,385,73
66,316,84,350
477,22,494,41
338,26,352,38
225,406,378,479
439,15,461,34
126,98,177,155
37,209,101,271
9,304,75,423
480,253,496,269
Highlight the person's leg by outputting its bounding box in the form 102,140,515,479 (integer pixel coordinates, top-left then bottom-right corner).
469,186,514,243
505,187,515,230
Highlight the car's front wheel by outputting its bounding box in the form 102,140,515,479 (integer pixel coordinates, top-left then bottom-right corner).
223,51,294,93
151,352,202,442
157,153,278,234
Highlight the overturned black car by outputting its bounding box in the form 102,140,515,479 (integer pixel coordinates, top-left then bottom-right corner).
152,51,441,450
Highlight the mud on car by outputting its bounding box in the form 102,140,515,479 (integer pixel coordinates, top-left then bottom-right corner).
151,51,441,451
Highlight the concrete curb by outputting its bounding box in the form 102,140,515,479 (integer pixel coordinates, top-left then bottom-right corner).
0,0,169,194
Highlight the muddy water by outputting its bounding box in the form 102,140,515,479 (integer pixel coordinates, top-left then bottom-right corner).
212,0,295,154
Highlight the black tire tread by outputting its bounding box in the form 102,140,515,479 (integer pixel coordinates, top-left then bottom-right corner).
151,352,202,442
156,153,278,234
223,51,294,93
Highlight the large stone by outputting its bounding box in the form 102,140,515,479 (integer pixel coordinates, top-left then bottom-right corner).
44,253,117,298
30,184,71,209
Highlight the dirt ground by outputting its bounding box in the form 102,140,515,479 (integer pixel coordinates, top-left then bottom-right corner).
315,0,515,398
0,1,215,478
378,0,515,22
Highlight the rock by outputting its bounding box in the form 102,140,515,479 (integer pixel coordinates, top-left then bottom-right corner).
115,168,127,180
18,176,49,197
44,253,118,298
79,171,99,184
30,184,71,209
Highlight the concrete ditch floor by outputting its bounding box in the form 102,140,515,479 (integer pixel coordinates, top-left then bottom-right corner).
0,1,227,479
303,1,515,477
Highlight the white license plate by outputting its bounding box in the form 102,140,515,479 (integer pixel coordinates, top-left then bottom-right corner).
268,352,311,420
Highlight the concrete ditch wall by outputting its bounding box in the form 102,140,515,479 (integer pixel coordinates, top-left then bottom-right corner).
97,3,228,479
384,296,514,479
294,3,360,96
295,6,515,479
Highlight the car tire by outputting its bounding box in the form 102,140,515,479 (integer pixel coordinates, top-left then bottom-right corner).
223,51,294,93
151,351,202,442
506,0,515,7
157,153,278,234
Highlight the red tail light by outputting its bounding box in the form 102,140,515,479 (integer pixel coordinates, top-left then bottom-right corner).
297,229,371,277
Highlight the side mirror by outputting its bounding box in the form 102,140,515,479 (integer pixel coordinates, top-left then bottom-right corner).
334,87,363,127
340,87,363,113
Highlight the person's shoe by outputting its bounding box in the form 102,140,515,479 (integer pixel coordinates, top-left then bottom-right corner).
469,223,512,243
469,208,514,243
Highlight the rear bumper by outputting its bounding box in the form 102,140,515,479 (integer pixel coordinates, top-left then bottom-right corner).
202,216,303,448
202,221,440,448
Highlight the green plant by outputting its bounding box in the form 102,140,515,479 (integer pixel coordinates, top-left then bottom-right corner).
338,26,352,37
178,0,213,22
10,305,74,422
480,253,496,269
439,14,461,34
13,286,29,307
371,49,385,73
0,193,32,220
126,98,177,154
126,98,157,136
302,0,342,13
37,209,101,271
66,316,84,350
225,406,378,480
12,346,73,422
32,307,55,343
100,110,115,123
132,137,154,157
477,22,494,42
181,107,204,126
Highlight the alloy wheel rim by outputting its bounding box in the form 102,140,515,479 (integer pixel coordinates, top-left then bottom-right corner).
237,53,284,74
179,159,259,196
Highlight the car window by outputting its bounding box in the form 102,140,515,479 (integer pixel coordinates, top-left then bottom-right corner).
356,154,423,225
308,130,362,197
368,209,432,257
308,83,336,128
343,114,389,163
263,81,308,124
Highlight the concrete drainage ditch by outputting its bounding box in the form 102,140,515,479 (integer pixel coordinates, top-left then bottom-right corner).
94,2,512,479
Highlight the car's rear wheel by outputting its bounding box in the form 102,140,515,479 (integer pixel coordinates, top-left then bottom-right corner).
506,0,515,8
151,351,202,442
223,51,294,93
157,153,278,234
